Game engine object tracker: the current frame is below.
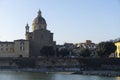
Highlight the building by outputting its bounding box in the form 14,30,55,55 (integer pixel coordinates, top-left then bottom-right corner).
25,10,56,56
0,40,29,57
114,42,120,58
76,40,96,49
0,10,56,57
73,40,96,57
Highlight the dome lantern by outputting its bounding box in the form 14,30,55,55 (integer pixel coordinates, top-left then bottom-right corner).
38,10,42,17
32,10,47,31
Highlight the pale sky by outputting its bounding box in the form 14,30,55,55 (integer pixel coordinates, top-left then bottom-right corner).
0,0,120,44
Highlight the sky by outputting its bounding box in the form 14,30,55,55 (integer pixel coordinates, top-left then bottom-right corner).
0,0,120,44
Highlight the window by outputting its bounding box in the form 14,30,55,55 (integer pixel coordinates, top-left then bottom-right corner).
20,42,22,45
1,44,3,46
20,41,24,45
20,46,22,51
1,48,3,51
20,46,24,51
30,36,32,39
6,44,8,47
10,48,14,52
6,48,8,51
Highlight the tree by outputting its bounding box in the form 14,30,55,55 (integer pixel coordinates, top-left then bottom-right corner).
16,56,36,68
58,48,69,57
79,48,91,57
96,42,116,57
40,46,55,57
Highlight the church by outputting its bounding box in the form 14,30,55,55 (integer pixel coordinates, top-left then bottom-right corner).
25,10,56,57
0,10,56,57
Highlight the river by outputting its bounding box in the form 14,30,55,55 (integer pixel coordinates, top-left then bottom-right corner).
0,71,119,80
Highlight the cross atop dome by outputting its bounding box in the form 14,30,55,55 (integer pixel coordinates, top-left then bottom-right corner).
38,9,42,17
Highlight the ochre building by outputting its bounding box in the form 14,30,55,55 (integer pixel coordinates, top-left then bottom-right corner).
114,42,120,58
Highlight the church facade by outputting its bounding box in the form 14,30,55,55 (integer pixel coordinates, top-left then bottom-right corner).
0,10,56,57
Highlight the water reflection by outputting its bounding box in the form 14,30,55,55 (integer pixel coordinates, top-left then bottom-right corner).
53,74,116,80
116,77,120,80
0,71,119,80
0,71,53,80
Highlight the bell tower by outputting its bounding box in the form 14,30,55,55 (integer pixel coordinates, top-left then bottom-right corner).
25,23,29,33
25,23,31,40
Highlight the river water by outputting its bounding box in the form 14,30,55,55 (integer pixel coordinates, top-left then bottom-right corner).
0,71,120,80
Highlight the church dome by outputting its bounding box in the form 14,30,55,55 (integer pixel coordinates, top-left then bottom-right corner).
32,10,47,31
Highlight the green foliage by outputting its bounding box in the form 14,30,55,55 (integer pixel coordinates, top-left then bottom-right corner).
96,42,116,57
40,46,55,57
79,48,91,57
16,58,36,68
58,48,69,57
